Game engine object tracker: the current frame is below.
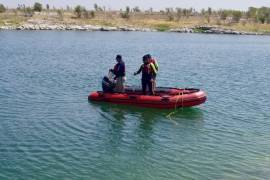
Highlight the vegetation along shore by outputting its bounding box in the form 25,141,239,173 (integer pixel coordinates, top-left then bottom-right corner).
1,2,270,35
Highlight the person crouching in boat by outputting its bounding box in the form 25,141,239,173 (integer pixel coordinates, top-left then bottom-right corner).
110,55,126,93
134,55,157,95
146,54,158,91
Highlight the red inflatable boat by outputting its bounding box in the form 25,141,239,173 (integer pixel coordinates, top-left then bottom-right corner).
88,86,207,109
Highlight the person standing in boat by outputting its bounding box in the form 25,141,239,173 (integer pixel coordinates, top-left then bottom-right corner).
146,54,158,91
134,55,157,95
110,55,126,93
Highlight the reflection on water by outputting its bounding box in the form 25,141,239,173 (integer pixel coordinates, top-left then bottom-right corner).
90,101,205,163
90,101,204,126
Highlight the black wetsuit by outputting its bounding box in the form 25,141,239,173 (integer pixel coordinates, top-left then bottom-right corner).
136,63,155,95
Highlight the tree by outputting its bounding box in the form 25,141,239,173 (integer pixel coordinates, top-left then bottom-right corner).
176,8,182,20
82,9,89,18
232,10,242,23
165,8,174,21
94,3,98,11
149,7,153,14
182,8,191,18
165,8,173,13
24,7,34,17
247,7,257,19
94,3,103,11
120,6,131,19
206,7,212,23
17,4,22,10
0,4,6,13
66,6,70,11
133,6,140,12
33,2,42,12
257,7,270,24
89,10,95,18
126,6,130,14
46,4,49,10
219,10,230,20
190,8,194,15
201,9,206,16
207,7,212,16
74,5,85,18
265,8,270,23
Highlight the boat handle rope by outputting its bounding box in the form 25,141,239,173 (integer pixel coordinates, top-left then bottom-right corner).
166,89,184,123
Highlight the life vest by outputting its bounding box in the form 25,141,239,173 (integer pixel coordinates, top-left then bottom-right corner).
142,63,157,75
150,58,158,72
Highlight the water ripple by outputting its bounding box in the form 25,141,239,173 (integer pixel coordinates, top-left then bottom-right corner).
0,31,270,179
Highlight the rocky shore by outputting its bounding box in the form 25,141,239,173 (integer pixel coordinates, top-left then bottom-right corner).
0,24,156,32
170,25,264,35
0,24,264,35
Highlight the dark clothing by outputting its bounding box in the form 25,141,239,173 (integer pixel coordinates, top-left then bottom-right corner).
102,76,115,93
111,61,125,93
135,63,156,95
113,62,125,78
136,64,155,80
142,79,154,95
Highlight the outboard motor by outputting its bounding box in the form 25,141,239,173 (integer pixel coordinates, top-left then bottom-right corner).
102,76,115,93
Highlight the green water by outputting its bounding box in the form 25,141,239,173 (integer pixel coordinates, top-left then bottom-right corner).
0,31,270,179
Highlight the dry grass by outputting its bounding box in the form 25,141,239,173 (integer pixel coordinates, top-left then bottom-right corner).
1,10,270,33
230,23,270,33
0,11,27,26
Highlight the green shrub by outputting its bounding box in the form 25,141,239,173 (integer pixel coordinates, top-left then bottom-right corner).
219,10,230,20
0,4,6,13
24,7,34,17
257,7,270,23
33,2,42,12
26,7,34,16
120,6,130,19
232,11,242,23
133,6,140,12
120,12,130,19
247,7,270,23
193,28,205,33
89,11,95,18
94,3,103,11
156,24,170,32
74,5,84,18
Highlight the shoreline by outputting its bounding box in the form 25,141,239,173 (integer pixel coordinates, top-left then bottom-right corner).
0,24,266,35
